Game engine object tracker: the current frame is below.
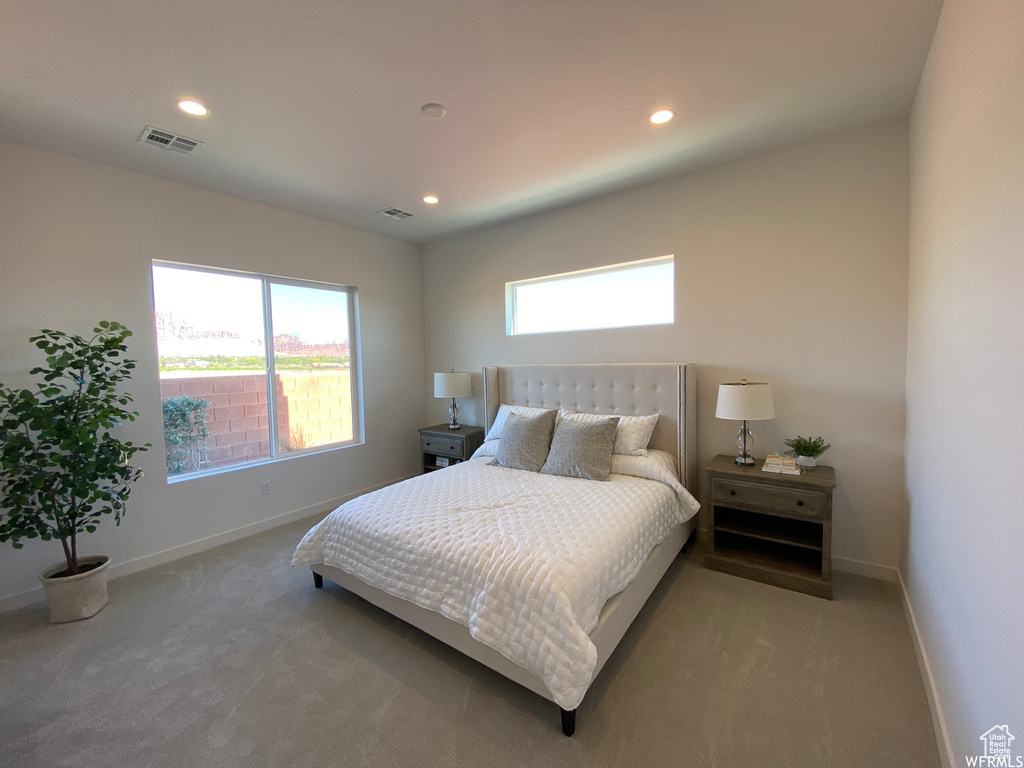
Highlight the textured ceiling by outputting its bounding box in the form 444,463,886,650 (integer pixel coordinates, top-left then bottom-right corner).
0,0,942,244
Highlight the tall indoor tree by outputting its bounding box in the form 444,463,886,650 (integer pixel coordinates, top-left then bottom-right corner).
0,321,149,580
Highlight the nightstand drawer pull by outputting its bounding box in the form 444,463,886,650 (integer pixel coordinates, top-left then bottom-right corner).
730,490,736,496
797,500,804,507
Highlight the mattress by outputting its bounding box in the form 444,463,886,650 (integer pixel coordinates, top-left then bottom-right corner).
292,455,698,710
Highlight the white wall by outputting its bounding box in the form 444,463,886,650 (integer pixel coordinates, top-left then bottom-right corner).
905,0,1024,764
422,121,910,574
0,141,426,607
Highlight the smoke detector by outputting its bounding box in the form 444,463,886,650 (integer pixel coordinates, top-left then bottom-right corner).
138,126,203,156
378,207,413,220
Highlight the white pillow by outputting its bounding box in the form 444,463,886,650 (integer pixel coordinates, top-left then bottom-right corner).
471,439,501,459
485,404,556,441
610,449,679,481
558,410,658,457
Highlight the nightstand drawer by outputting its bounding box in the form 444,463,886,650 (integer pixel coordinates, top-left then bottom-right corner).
420,434,462,459
712,478,827,521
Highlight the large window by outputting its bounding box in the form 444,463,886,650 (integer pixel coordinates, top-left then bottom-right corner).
152,262,359,479
506,256,674,335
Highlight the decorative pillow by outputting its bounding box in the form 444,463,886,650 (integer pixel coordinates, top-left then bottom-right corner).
485,404,556,441
558,410,659,457
488,410,557,472
540,416,620,481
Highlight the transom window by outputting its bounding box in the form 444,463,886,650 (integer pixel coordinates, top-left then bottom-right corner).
506,256,674,335
151,262,360,479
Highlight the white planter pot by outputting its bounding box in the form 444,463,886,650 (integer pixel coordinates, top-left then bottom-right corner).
39,555,111,623
795,455,817,468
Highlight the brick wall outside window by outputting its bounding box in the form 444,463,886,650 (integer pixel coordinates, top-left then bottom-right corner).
159,370,353,470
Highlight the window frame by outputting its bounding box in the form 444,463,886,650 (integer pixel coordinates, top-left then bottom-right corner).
152,260,362,481
505,255,675,336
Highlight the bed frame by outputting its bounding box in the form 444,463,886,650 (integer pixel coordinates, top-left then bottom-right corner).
311,363,698,736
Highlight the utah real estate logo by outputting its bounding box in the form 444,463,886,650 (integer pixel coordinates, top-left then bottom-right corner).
966,725,1022,767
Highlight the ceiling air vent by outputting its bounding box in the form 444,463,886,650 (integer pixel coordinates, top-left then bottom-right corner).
138,126,203,156
378,207,413,220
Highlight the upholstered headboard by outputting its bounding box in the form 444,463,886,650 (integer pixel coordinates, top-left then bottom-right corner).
482,363,698,491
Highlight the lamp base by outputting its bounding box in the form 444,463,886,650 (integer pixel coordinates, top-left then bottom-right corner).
447,398,462,430
734,420,755,465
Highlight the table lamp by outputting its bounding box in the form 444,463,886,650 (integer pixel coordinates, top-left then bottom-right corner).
434,370,472,430
716,379,775,465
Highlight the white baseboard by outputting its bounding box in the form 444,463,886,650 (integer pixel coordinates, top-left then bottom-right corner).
897,568,955,768
0,474,416,614
832,555,898,582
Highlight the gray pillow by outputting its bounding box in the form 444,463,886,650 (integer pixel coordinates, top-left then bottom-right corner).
489,410,557,472
540,416,620,481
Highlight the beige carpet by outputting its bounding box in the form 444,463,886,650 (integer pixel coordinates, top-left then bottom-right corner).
0,518,940,768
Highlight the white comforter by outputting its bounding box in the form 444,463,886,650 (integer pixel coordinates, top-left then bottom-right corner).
292,456,699,710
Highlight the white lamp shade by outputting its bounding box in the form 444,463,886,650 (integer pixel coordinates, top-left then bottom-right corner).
716,381,775,421
434,371,471,399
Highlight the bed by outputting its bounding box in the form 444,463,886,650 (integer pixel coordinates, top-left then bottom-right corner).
293,363,698,735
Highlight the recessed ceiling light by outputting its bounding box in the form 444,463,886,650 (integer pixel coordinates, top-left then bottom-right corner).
177,99,209,117
421,103,447,118
649,109,674,125
422,195,439,205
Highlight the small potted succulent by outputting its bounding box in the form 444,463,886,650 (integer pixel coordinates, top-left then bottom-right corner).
783,435,831,468
0,322,149,622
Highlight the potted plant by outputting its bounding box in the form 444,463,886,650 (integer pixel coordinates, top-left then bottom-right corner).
783,435,832,468
0,321,149,622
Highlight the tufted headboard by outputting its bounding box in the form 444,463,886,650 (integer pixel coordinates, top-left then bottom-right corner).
482,363,698,491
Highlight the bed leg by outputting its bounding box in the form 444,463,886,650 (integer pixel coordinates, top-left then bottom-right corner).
560,708,576,737
312,571,323,589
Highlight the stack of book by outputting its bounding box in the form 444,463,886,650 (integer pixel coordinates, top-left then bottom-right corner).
762,453,804,475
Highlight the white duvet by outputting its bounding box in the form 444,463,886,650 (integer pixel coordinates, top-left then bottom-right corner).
292,453,699,710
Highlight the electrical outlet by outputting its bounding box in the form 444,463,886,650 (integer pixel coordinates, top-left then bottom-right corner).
261,481,271,496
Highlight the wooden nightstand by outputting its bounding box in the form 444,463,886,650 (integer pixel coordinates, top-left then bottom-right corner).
704,454,837,599
419,424,485,473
